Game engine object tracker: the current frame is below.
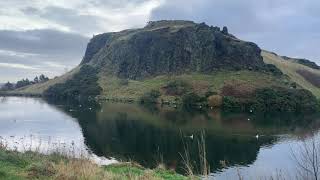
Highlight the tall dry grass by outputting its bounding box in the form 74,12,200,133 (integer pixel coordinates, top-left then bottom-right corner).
180,130,209,179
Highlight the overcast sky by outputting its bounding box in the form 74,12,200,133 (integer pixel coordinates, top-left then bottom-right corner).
0,0,319,83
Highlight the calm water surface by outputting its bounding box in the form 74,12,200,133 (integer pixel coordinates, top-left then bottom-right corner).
0,96,319,179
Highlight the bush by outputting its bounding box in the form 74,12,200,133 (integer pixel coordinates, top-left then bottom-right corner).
252,87,319,113
222,96,244,111
163,80,191,96
208,95,223,107
182,92,201,108
205,91,217,98
44,65,102,99
222,87,319,113
139,90,161,104
263,64,283,76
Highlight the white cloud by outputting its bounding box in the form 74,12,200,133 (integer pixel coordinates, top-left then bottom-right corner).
0,62,38,70
0,49,40,58
0,0,163,36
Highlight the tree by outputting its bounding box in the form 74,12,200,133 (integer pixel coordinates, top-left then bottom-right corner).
16,78,31,89
34,76,39,84
1,82,14,91
39,74,49,83
222,26,228,34
291,134,320,180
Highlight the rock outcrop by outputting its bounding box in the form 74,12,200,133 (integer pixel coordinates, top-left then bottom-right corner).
81,20,273,79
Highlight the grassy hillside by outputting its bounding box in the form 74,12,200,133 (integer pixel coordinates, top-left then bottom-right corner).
98,70,289,102
3,51,319,102
262,50,320,98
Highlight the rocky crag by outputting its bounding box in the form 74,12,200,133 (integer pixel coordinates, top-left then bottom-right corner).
82,20,278,79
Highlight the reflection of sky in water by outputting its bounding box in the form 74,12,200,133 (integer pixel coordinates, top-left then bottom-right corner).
212,133,320,179
0,97,319,179
0,97,116,165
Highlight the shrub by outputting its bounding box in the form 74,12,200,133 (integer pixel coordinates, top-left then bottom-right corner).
182,92,201,108
208,95,223,107
44,65,102,99
222,96,244,111
263,64,283,76
139,90,161,104
252,87,319,113
163,80,191,96
205,91,217,98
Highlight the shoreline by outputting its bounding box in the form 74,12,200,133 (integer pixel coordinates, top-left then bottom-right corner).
0,147,190,180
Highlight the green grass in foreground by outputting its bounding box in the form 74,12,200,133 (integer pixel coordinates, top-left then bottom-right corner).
0,148,190,180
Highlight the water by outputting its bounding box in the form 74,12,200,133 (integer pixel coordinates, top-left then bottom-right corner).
0,96,319,179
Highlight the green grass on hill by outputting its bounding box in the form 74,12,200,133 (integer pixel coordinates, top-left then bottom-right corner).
0,148,189,180
98,70,289,101
262,50,320,98
6,51,318,101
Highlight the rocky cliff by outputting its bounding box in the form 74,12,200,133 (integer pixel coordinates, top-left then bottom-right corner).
81,20,272,79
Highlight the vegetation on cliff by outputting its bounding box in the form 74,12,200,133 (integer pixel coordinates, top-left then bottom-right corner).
44,65,101,99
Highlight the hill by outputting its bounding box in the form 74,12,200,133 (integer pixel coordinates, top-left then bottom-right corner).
262,50,320,97
4,20,320,113
82,20,278,79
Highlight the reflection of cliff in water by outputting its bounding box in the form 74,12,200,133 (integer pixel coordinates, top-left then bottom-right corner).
47,100,277,173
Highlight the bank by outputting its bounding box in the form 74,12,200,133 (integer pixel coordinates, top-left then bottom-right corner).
0,147,190,180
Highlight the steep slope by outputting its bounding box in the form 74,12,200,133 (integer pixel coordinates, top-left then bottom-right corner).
82,20,275,79
262,50,320,97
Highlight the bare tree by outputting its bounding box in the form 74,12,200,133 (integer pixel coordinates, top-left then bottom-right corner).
291,134,320,180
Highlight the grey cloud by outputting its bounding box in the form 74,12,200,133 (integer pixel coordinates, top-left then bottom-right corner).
23,6,104,35
20,0,155,35
0,29,89,82
0,29,89,64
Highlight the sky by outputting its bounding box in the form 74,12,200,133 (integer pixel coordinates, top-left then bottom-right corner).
0,0,319,83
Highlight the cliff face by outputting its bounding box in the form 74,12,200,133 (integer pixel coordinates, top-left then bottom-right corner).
81,20,267,79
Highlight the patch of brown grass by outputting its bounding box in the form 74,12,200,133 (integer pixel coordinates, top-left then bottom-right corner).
221,80,256,98
53,160,108,180
296,69,320,88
